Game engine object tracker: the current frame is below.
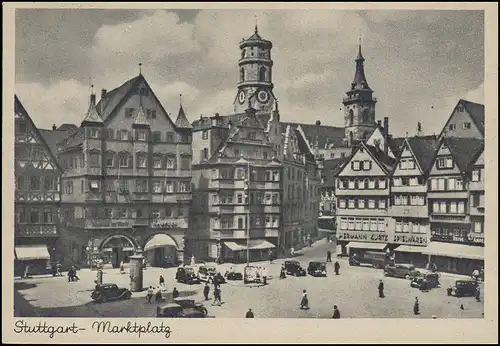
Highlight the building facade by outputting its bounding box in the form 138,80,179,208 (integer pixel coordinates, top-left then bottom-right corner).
14,96,70,275
57,74,193,268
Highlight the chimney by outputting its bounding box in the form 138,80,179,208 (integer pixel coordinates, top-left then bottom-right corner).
100,89,107,113
377,120,382,128
90,93,96,106
383,117,389,155
52,124,57,131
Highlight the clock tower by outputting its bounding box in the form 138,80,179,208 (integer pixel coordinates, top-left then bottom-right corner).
234,25,276,113
342,40,377,142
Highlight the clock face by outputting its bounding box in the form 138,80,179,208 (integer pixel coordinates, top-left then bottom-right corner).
257,90,270,104
238,90,246,104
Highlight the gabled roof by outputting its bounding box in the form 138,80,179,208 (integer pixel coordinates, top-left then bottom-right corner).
438,99,485,139
321,158,349,187
293,127,315,162
82,96,103,124
14,95,63,173
403,137,439,175
57,127,85,152
364,143,397,173
444,137,484,174
38,129,74,159
175,105,192,129
280,122,345,149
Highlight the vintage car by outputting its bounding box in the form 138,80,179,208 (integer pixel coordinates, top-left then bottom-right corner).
349,251,391,269
224,269,243,281
410,271,440,290
307,261,327,277
91,283,132,303
175,266,201,285
243,266,261,284
156,303,208,318
198,266,226,284
284,260,307,276
383,264,419,279
450,280,479,297
173,297,208,316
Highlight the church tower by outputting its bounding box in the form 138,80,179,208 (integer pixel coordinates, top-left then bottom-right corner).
233,25,276,113
342,39,377,142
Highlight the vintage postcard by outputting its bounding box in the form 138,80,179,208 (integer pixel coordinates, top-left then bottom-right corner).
3,2,498,344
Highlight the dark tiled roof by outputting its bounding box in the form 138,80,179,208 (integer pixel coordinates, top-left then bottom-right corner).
280,122,345,149
321,158,349,187
57,123,78,133
293,128,315,162
58,127,85,152
445,137,484,173
462,99,485,135
96,75,141,121
364,143,397,172
406,137,440,174
175,105,193,129
38,129,74,158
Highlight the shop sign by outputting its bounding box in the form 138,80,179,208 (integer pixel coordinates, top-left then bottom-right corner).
393,234,429,245
337,231,388,242
151,218,188,229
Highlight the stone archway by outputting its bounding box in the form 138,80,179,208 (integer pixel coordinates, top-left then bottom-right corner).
100,234,138,269
142,233,179,268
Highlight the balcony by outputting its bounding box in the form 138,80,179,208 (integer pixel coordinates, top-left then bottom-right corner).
263,205,281,213
150,217,188,229
427,191,469,199
391,185,427,193
211,228,279,239
389,205,428,218
15,224,58,237
152,170,192,178
469,181,484,191
429,213,469,224
176,193,192,202
85,191,102,201
210,180,236,190
337,208,388,217
132,192,151,201
335,189,389,197
151,194,178,204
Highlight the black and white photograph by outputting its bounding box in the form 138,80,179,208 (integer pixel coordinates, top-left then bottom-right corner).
4,3,498,343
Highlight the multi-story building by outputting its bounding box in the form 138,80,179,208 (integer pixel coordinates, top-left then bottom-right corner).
389,136,438,266
57,73,193,268
439,99,484,140
423,137,484,274
14,96,73,275
190,27,319,263
468,146,485,246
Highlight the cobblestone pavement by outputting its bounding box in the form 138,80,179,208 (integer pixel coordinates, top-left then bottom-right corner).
14,239,484,318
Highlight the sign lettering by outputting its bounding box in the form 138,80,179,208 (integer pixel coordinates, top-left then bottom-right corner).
337,231,388,242
393,234,429,245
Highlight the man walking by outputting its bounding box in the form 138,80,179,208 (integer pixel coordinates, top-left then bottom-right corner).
413,297,420,315
378,280,385,298
334,261,340,275
212,286,222,306
245,308,254,318
475,285,481,302
262,266,268,285
326,251,332,263
332,305,341,319
146,286,154,304
203,282,210,301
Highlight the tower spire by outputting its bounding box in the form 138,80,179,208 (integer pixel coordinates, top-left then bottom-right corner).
254,15,258,34
139,62,142,75
180,93,183,106
356,35,364,61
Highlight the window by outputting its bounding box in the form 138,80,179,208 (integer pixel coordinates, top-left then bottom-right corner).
166,156,176,169
137,154,147,168
450,202,457,213
447,178,455,190
378,219,385,231
153,157,162,168
30,208,40,223
399,159,407,170
106,153,114,167
90,129,99,138
202,130,208,140
348,219,355,230
407,159,415,169
17,121,27,133
340,218,347,230
440,201,447,213
152,131,161,142
137,131,147,141
418,196,425,205
355,219,362,230
119,130,129,141
273,171,280,181
368,179,375,189
379,179,386,189
409,177,419,186
43,208,53,223
341,152,346,158
463,122,471,129
438,178,445,191
165,181,174,193
368,200,376,209
456,179,463,191
432,202,439,213
125,108,134,117
358,199,365,209
394,195,401,206
400,195,408,205
446,158,453,168
339,199,346,209
119,153,129,167
430,179,437,190
151,110,157,118
472,193,480,207
30,176,40,190
379,199,386,209
65,181,73,194
265,194,271,204
89,152,100,167
272,193,278,204
179,181,190,192
166,132,175,143
353,161,360,171
458,201,465,214
472,169,481,182
348,180,355,189
44,177,53,191
393,178,402,187
362,219,370,231
272,216,278,227
370,219,377,231
135,180,148,193
348,200,355,209
180,157,191,170
474,221,482,233
448,124,456,131
238,217,244,229
395,221,402,232
153,181,162,193
237,194,243,204
402,222,409,233
89,180,99,191
259,66,266,82
152,209,160,219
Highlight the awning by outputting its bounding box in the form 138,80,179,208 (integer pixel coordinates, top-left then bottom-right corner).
421,242,484,260
144,234,177,252
249,240,276,250
224,242,246,251
394,245,425,253
319,216,335,220
15,245,50,261
318,228,336,233
346,242,386,250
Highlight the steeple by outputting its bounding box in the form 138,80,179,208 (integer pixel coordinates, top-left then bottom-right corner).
82,86,103,125
351,36,370,91
175,94,193,129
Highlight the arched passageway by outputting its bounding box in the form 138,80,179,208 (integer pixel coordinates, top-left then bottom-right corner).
100,234,137,269
143,233,179,268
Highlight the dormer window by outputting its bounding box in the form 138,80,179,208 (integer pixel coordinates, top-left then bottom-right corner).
448,124,456,131
463,122,471,129
90,129,99,138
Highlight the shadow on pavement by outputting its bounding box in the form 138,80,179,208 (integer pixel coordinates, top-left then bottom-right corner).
14,282,38,291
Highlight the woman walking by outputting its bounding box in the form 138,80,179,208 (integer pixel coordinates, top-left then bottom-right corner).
300,290,309,310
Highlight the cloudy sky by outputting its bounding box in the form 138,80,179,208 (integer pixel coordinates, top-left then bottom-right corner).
15,9,484,136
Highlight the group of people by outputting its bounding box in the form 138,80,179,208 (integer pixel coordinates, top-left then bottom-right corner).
67,266,80,282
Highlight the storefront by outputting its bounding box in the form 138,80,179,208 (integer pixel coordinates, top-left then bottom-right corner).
346,241,388,257
393,245,427,267
14,244,52,276
222,239,276,264
421,241,484,275
143,233,178,268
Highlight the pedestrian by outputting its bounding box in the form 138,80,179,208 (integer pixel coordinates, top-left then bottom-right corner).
334,261,340,275
190,255,195,266
378,280,385,298
262,267,268,285
212,286,222,306
203,282,210,300
290,247,295,257
24,264,30,279
245,308,254,318
155,286,162,303
431,262,438,273
146,286,154,303
172,287,179,299
326,250,332,262
413,297,420,315
475,285,481,302
447,285,453,296
332,305,341,319
56,262,62,277
299,289,309,310
279,264,286,279
159,275,165,287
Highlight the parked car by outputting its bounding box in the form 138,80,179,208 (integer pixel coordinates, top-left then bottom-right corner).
383,264,419,279
175,266,200,285
307,261,327,277
244,266,261,284
198,265,226,284
91,283,132,303
284,260,306,276
224,269,243,281
156,303,208,318
450,280,479,297
410,272,440,290
173,297,208,316
349,251,391,269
